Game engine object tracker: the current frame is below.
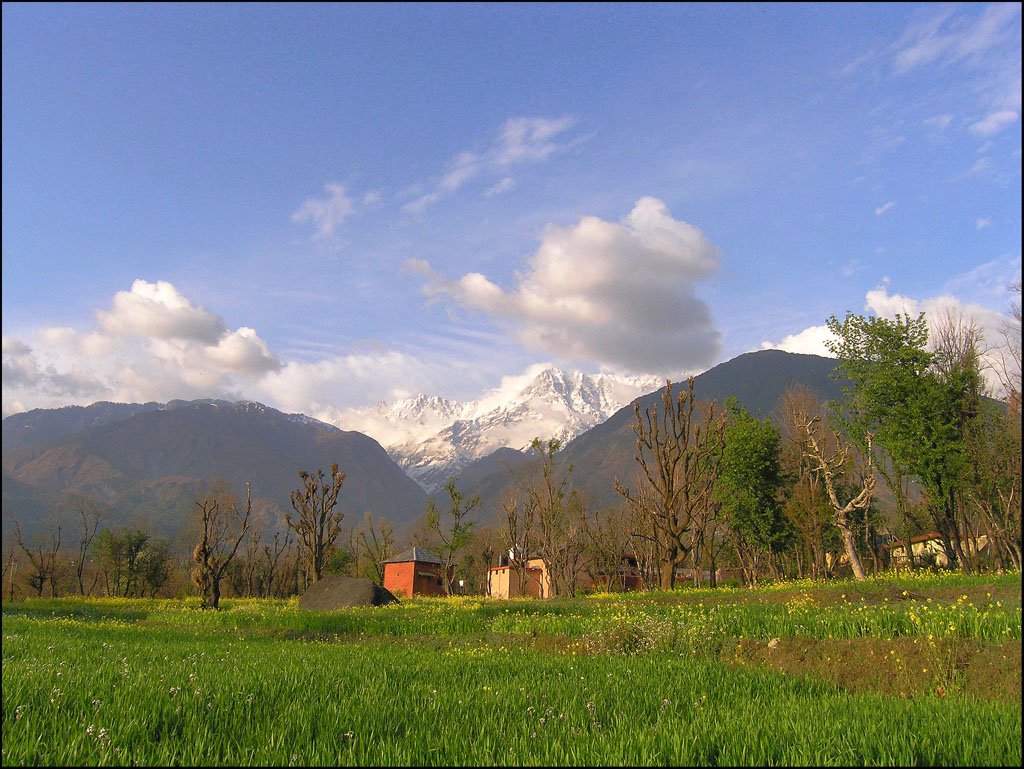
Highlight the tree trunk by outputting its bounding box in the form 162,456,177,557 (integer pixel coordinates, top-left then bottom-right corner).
659,559,675,591
838,523,867,580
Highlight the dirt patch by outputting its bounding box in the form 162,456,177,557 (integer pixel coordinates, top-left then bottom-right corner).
728,636,1021,703
297,576,398,610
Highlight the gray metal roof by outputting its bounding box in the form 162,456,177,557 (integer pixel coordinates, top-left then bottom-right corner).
383,546,442,565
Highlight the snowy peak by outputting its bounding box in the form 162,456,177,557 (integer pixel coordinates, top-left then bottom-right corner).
333,366,663,491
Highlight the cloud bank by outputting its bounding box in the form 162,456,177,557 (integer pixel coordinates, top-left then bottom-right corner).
406,196,721,372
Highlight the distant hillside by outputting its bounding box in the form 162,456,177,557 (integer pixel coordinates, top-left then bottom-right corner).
3,400,168,453
2,401,427,542
467,350,845,521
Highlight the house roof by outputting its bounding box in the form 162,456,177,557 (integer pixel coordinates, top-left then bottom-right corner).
383,547,442,565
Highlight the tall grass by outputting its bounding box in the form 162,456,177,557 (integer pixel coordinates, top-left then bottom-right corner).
2,571,1020,766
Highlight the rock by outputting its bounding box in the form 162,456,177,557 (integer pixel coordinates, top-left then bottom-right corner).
298,576,398,610
767,637,781,650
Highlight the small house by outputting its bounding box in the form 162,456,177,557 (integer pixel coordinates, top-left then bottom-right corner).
883,532,990,568
382,547,451,598
488,551,644,599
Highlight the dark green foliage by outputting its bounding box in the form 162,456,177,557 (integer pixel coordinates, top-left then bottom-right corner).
717,400,791,580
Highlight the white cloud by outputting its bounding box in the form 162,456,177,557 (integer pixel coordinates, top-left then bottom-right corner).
291,183,356,238
485,177,516,197
403,152,483,214
493,116,577,165
893,4,1020,74
404,115,577,213
976,217,993,229
875,201,897,216
969,109,1020,136
2,335,41,388
96,279,226,343
760,325,836,357
3,280,282,416
407,197,721,372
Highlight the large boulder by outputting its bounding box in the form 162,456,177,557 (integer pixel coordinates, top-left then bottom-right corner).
298,575,398,610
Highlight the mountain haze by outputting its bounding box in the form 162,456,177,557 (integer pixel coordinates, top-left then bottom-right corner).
2,400,427,541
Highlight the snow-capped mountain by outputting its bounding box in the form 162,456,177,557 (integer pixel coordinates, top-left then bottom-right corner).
336,368,663,491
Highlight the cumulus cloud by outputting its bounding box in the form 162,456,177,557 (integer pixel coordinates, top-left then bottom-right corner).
97,280,226,343
3,280,282,416
404,115,577,213
760,325,837,357
406,197,721,372
2,335,41,388
291,183,356,238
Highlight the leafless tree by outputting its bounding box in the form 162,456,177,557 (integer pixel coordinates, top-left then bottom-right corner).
426,479,478,596
615,378,726,590
582,506,631,591
3,541,19,601
261,529,292,598
286,463,346,584
500,486,537,595
357,511,395,585
191,482,252,609
73,498,105,596
524,439,586,597
796,413,875,580
14,518,63,597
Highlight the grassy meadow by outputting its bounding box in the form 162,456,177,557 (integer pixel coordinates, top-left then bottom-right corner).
2,570,1021,766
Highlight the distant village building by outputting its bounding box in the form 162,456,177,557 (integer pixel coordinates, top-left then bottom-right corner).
487,552,644,599
382,547,451,598
883,532,990,568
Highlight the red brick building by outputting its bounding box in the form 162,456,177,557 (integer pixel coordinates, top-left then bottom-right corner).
382,547,450,598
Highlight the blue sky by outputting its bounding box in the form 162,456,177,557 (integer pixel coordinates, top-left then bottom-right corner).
3,3,1021,420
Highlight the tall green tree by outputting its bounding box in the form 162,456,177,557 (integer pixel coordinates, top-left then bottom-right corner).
826,311,978,572
716,401,789,585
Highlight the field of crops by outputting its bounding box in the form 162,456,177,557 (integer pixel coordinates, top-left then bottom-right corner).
2,569,1021,766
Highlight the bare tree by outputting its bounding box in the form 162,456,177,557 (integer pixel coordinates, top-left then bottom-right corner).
796,413,875,580
525,439,586,597
500,486,537,595
73,498,105,596
615,378,726,590
239,512,266,598
191,482,252,609
261,529,292,598
14,518,63,597
583,507,631,591
426,478,478,595
356,511,395,585
286,463,346,584
4,541,19,601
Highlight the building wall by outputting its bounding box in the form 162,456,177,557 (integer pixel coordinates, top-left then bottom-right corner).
384,561,448,597
488,565,546,599
383,562,416,598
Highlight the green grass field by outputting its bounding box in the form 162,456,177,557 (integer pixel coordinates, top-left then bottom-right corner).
2,570,1021,766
